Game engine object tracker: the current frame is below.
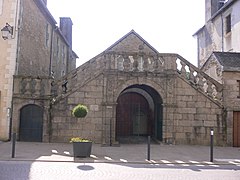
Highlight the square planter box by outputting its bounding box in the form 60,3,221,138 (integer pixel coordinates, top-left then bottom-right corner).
73,142,92,158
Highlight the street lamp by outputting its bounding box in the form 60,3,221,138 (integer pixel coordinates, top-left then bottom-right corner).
1,23,13,40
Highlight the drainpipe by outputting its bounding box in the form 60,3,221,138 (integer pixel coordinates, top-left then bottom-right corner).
221,13,224,51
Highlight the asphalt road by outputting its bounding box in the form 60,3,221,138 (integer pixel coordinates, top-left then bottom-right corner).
0,161,240,180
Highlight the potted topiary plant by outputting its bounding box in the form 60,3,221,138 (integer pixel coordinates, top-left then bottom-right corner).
71,104,92,158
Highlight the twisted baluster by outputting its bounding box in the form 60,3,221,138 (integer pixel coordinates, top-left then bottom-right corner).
142,55,149,71
123,55,131,71
132,55,138,71
180,61,187,79
196,73,204,91
206,80,213,97
189,66,195,83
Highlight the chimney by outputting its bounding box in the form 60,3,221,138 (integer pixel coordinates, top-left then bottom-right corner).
60,17,73,48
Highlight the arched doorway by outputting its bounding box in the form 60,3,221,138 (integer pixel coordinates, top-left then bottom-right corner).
19,104,43,142
116,84,163,143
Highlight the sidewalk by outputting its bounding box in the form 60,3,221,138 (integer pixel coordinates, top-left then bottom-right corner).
0,141,240,165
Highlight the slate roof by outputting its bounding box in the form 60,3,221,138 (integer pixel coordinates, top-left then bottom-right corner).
213,52,240,67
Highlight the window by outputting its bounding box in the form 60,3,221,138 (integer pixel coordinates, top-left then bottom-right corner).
237,80,240,98
226,14,231,34
45,24,49,47
62,45,66,64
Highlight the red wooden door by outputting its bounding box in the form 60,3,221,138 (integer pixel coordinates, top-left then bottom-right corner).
116,92,152,137
233,111,240,147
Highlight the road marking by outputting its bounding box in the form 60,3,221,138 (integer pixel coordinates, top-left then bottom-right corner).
63,151,70,155
161,160,171,163
203,161,214,164
52,150,58,153
189,160,200,164
120,159,128,162
104,156,113,161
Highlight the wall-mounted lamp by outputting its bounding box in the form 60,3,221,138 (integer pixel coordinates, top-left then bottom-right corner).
1,23,13,40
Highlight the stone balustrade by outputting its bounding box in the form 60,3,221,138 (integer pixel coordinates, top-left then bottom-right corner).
13,75,52,98
176,55,223,103
105,52,177,72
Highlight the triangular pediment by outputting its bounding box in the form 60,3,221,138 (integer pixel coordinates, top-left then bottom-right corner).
104,30,159,54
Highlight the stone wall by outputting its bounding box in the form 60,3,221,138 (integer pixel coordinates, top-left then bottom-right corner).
17,0,53,76
51,74,104,143
222,71,240,145
12,75,52,141
174,77,224,145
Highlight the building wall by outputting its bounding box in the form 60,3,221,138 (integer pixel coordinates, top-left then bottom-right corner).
0,0,19,140
17,0,53,76
51,32,68,79
222,71,240,145
197,0,240,67
12,75,52,142
0,0,76,141
175,77,224,145
17,0,75,78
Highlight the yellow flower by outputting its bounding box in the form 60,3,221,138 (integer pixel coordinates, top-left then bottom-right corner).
70,137,91,142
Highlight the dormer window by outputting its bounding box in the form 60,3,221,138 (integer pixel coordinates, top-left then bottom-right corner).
226,14,231,34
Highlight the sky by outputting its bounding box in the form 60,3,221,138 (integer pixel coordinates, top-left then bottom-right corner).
47,0,205,67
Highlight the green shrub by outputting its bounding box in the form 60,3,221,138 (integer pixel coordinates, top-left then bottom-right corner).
72,104,88,118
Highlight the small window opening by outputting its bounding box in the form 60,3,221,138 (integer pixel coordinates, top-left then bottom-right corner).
226,14,231,34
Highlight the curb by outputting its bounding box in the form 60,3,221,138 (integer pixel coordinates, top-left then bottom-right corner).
0,158,239,166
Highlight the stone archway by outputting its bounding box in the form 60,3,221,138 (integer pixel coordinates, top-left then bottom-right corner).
19,104,43,142
116,84,163,143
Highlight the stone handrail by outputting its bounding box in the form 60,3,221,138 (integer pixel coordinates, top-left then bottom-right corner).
51,53,109,102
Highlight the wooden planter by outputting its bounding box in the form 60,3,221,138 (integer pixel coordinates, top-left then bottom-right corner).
73,142,92,158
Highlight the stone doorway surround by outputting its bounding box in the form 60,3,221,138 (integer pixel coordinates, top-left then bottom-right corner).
116,84,163,144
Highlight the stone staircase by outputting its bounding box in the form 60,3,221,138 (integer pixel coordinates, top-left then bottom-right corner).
51,52,223,107
175,54,223,107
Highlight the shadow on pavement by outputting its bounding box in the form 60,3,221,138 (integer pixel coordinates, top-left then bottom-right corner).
77,164,95,171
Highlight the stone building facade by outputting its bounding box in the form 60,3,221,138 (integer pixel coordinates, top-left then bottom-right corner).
4,0,240,147
194,0,240,67
0,0,77,141
194,0,240,147
13,30,232,146
0,0,19,140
